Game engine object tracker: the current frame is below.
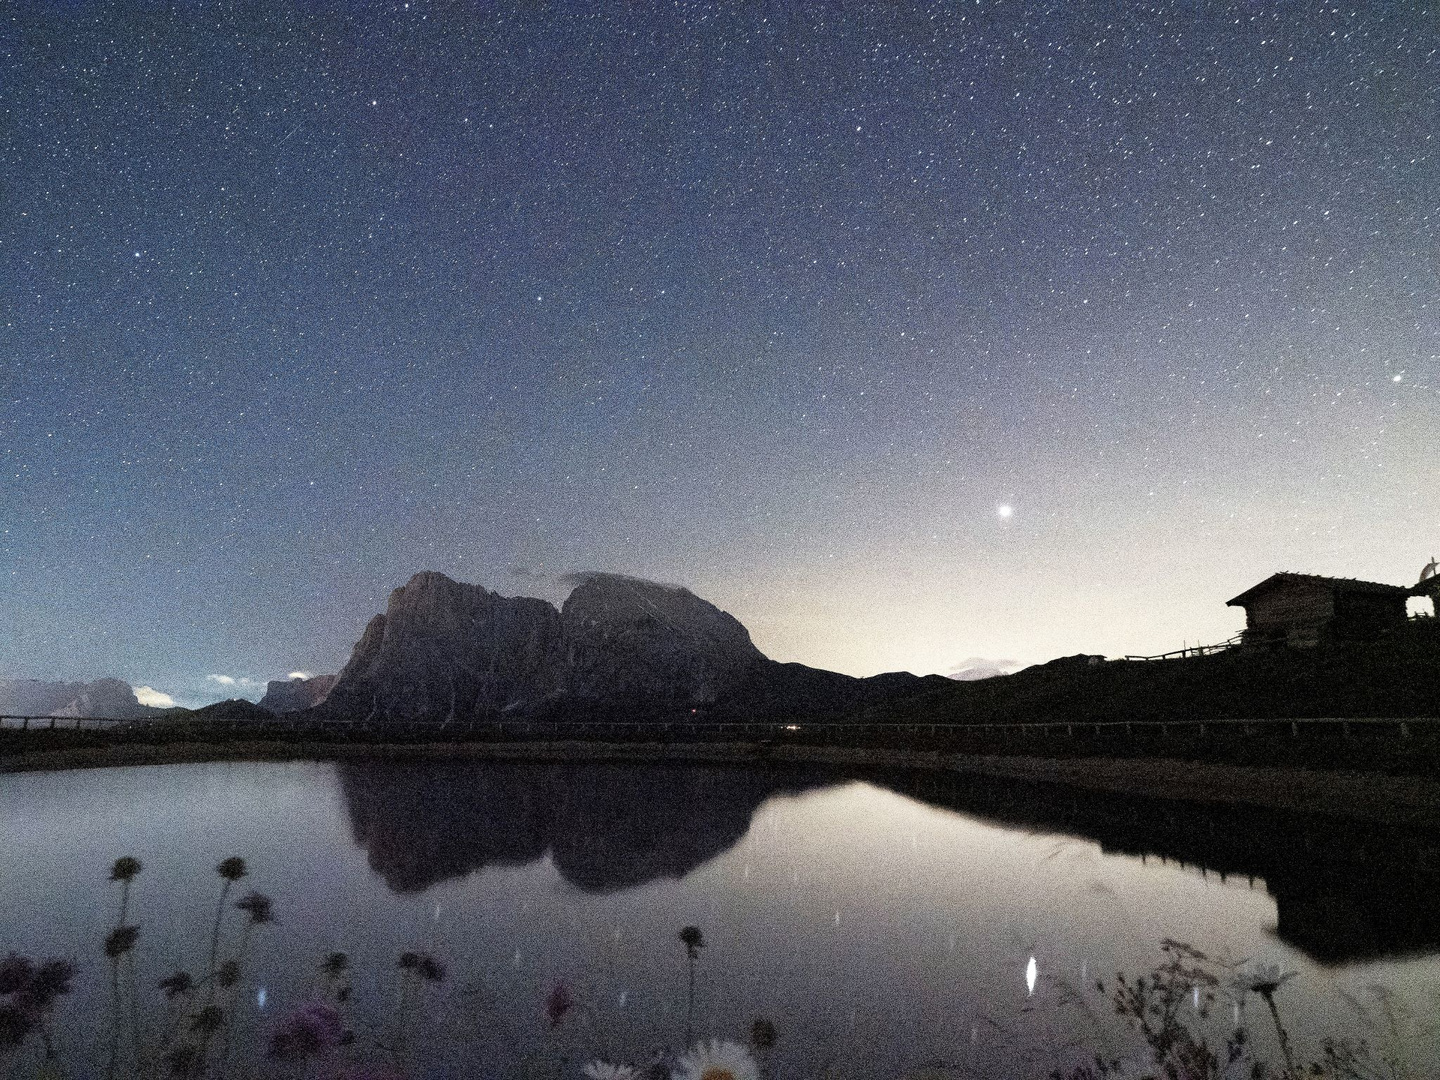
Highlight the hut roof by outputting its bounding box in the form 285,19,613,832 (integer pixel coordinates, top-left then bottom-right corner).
1226,572,1411,607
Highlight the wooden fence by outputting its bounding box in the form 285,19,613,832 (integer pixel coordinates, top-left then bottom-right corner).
3,713,1436,742
1123,636,1244,661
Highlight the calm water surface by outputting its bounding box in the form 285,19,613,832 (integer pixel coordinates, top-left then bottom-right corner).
2,758,1437,1077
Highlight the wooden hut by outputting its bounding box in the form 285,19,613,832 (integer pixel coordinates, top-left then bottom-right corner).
1226,573,1411,647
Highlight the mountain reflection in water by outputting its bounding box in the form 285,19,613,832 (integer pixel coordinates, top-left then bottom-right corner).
338,757,1440,965
338,760,827,893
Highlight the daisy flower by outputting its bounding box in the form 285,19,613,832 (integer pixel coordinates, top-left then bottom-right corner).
672,1039,760,1080
582,1063,637,1080
1233,961,1296,998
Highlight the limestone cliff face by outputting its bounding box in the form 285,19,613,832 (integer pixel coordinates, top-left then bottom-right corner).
324,572,564,722
322,570,937,724
258,673,337,713
0,677,149,719
324,571,767,722
559,574,764,704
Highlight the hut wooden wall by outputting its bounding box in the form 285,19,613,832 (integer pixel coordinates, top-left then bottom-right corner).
1242,581,1333,637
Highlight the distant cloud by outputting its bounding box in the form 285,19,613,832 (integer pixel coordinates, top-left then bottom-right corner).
206,674,260,688
134,686,176,708
287,671,312,681
559,570,684,590
947,657,1024,681
507,565,552,582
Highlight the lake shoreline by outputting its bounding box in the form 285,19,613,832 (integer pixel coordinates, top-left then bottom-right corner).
5,736,1440,829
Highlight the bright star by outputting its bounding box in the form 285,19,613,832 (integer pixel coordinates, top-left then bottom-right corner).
997,504,1014,519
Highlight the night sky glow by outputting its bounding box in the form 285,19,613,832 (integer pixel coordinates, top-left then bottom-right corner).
2,2,1436,706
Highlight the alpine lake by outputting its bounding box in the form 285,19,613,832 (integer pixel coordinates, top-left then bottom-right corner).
2,756,1438,1078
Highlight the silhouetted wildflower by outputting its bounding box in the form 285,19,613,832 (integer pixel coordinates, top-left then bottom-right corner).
397,951,421,971
22,959,75,1009
416,954,446,984
165,1041,201,1076
158,971,194,999
190,1005,225,1035
0,954,34,996
750,1017,778,1051
268,1001,345,1061
1233,961,1299,1074
0,1004,33,1049
104,924,140,958
0,956,73,1057
679,926,705,958
1232,962,1296,1000
321,951,350,978
679,925,705,1043
235,891,275,925
216,960,241,989
545,980,573,1027
216,857,248,882
109,856,143,882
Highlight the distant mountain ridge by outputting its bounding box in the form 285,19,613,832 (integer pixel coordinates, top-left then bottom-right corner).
0,678,154,719
321,571,949,724
258,674,337,713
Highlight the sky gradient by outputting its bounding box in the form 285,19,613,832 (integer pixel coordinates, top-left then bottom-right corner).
2,1,1436,706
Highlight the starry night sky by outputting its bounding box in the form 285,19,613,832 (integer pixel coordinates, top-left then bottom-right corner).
2,2,1436,706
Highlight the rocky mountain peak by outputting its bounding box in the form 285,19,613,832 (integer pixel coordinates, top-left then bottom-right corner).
561,573,761,660
257,673,337,714
324,572,564,723
320,569,930,724
559,573,764,705
0,677,150,719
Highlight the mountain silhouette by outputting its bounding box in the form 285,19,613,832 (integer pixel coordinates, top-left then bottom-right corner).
321,571,948,724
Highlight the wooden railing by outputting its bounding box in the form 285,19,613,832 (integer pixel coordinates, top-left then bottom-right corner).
3,713,1437,742
1124,636,1244,661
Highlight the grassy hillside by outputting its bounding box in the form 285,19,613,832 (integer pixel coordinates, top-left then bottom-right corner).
866,619,1440,726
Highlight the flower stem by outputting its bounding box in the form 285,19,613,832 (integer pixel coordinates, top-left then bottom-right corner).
1262,990,1296,1077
